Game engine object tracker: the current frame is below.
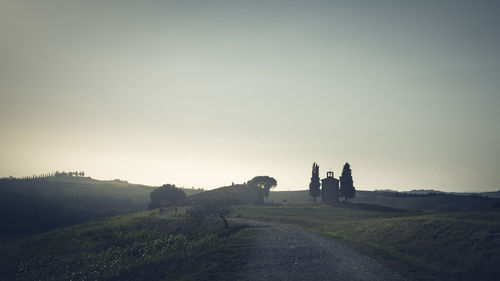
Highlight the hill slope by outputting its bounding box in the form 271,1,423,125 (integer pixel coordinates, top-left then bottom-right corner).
181,183,260,206
0,176,202,239
352,190,500,211
3,202,499,281
0,211,256,281
268,190,500,211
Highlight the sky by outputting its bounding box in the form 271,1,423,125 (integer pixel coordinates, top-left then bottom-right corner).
1,0,499,192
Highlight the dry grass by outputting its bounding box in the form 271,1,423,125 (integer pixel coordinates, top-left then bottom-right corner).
234,203,500,281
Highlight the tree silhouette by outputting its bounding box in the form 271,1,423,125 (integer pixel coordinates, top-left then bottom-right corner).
148,184,186,209
339,163,355,202
309,162,321,202
187,202,231,229
248,176,277,203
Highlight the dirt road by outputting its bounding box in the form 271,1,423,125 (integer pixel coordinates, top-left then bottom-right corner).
231,218,409,281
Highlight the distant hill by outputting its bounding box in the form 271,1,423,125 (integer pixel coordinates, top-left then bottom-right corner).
353,190,500,212
0,192,87,240
268,190,310,203
404,189,447,195
0,176,202,239
266,189,500,212
180,183,260,206
480,190,500,198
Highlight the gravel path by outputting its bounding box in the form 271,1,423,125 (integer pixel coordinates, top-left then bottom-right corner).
231,218,409,281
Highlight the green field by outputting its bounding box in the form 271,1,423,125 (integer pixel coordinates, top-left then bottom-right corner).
0,210,256,281
268,190,500,212
2,184,500,281
233,203,500,281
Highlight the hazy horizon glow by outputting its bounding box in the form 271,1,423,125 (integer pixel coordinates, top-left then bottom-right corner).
1,1,499,192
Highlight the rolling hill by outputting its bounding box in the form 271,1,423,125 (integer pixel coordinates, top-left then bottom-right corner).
180,183,260,206
0,176,203,239
267,189,500,212
2,200,499,281
0,210,255,281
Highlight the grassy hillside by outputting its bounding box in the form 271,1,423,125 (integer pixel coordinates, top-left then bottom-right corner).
268,190,310,203
0,192,87,241
481,190,500,198
4,177,498,280
353,191,500,211
3,195,498,281
1,176,154,212
268,189,500,212
234,203,500,281
1,176,203,205
180,184,260,206
0,176,203,239
0,210,256,281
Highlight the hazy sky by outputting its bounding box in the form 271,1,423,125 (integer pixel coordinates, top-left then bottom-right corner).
1,0,499,192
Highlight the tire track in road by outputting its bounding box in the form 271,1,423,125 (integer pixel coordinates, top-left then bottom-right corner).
231,218,409,281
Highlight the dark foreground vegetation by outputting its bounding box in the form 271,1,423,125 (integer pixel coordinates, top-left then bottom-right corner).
0,210,256,281
2,200,498,281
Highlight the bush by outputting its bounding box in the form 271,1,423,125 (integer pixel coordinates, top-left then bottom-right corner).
148,184,185,209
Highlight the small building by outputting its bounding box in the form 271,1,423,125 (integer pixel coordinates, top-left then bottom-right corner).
321,171,339,203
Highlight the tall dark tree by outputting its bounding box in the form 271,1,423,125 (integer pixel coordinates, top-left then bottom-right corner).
248,176,277,203
148,184,186,209
309,162,321,202
339,162,355,202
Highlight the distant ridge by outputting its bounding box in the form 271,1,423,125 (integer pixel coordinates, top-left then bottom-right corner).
266,189,500,212
181,183,260,206
404,189,446,195
0,175,203,239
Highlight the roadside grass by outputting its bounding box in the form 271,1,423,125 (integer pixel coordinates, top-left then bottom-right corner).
0,210,256,281
233,203,500,281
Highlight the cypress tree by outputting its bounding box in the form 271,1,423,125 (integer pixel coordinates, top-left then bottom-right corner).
309,162,321,202
340,162,355,202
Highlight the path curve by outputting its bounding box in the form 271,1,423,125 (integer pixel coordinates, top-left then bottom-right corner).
230,218,409,281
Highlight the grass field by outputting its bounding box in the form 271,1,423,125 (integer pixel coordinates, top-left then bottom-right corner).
268,190,500,212
0,210,256,281
233,203,500,281
2,198,499,281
